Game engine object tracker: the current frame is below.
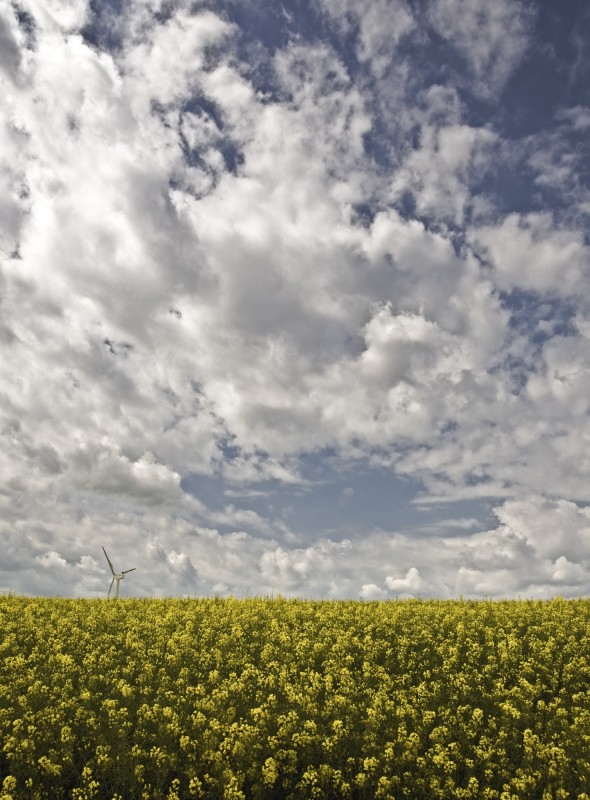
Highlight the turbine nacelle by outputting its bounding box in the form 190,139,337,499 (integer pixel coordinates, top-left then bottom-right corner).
102,546,136,599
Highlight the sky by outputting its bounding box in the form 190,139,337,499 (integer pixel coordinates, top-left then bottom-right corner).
1,0,590,600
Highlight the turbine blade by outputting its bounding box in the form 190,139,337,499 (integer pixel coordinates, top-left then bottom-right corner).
108,576,115,598
121,568,136,575
102,546,115,575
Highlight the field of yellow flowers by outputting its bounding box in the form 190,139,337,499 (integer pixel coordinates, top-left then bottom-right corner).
1,596,590,799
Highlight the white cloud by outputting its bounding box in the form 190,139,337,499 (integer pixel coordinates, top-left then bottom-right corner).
2,487,590,599
68,447,183,504
318,0,415,77
0,6,23,84
470,213,589,295
416,517,481,534
123,10,232,107
559,106,590,131
37,550,68,569
427,0,533,97
25,0,89,33
494,496,590,563
360,583,387,599
386,567,429,596
444,497,590,598
390,123,497,225
522,112,590,226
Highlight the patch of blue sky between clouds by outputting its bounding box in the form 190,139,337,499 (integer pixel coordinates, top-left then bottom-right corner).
182,448,500,545
498,2,590,137
81,0,125,51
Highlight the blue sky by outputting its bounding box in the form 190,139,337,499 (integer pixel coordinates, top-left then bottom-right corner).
1,0,590,598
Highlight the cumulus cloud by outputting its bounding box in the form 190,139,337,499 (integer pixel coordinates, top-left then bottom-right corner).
0,6,22,84
386,567,429,596
390,123,497,225
471,213,589,295
2,487,590,600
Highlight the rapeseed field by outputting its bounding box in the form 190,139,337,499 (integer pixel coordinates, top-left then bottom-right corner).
1,596,589,799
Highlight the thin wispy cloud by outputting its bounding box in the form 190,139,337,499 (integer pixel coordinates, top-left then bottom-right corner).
1,0,589,599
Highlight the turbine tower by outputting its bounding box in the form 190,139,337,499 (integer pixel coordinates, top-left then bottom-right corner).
102,546,136,599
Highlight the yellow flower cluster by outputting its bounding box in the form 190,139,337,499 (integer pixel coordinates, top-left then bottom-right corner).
1,596,590,799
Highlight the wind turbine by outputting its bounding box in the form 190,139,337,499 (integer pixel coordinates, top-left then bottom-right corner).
102,546,136,599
